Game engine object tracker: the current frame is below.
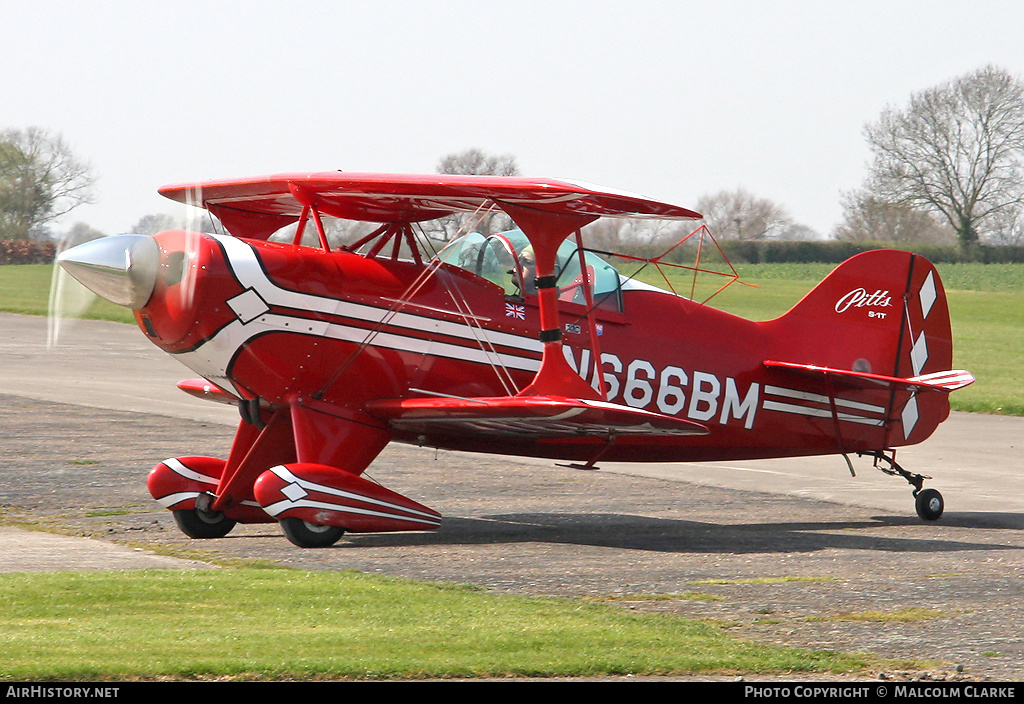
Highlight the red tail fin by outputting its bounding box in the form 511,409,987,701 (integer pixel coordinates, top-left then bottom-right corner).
765,250,969,448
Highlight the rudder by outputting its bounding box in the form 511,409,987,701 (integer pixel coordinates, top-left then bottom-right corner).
765,250,962,448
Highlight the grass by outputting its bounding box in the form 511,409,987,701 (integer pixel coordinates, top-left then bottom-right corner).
0,568,883,681
5,260,1023,414
1,264,134,324
943,290,1024,414
690,576,839,586
799,608,949,624
586,592,727,603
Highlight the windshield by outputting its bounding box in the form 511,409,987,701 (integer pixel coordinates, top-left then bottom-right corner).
437,229,623,312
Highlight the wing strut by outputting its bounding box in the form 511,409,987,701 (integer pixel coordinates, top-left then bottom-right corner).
570,227,607,398
497,202,602,400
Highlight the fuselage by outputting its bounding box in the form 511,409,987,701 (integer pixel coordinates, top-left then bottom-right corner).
131,230,942,464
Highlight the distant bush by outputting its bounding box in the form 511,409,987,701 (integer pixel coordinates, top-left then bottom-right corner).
0,239,56,265
651,239,1024,265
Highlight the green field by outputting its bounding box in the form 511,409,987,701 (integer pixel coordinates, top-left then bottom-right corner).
0,568,888,681
4,261,1022,415
2,264,135,324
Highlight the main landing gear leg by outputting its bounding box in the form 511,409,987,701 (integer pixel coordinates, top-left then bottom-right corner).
857,450,944,521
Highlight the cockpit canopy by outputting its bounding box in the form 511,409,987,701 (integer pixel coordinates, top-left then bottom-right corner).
438,229,623,312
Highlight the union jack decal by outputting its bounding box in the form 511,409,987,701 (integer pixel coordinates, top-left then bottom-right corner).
505,302,526,320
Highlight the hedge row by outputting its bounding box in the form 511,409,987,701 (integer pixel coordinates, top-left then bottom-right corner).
0,239,56,264
622,239,1024,264
718,240,1024,264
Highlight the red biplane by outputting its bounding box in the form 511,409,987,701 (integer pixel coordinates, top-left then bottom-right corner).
57,173,974,547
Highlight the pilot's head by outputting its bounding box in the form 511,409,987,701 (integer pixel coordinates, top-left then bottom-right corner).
520,245,536,270
519,245,537,294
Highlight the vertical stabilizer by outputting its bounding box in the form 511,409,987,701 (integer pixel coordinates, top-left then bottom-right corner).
765,250,965,447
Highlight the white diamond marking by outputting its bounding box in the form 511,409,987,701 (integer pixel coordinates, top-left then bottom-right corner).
902,394,919,439
920,271,936,320
281,482,308,502
911,331,929,376
227,288,270,324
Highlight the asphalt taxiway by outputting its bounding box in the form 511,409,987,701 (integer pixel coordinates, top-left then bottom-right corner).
4,312,1024,678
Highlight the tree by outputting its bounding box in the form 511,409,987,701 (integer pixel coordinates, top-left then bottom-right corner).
863,65,1024,250
0,127,96,239
129,211,219,236
129,213,178,236
436,148,519,177
433,148,520,238
63,221,105,245
582,218,691,250
695,188,811,240
985,206,1024,245
833,189,954,244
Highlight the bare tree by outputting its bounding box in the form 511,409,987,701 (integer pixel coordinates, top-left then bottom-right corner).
128,212,219,236
436,148,519,177
433,148,520,238
985,206,1024,245
575,217,699,257
0,127,96,239
695,188,808,240
63,221,106,245
129,213,178,236
863,65,1024,249
833,189,954,244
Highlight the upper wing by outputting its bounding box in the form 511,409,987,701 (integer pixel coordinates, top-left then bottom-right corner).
363,393,709,440
159,172,701,239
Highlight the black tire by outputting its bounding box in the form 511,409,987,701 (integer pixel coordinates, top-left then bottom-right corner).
280,517,345,548
172,508,237,539
915,488,944,521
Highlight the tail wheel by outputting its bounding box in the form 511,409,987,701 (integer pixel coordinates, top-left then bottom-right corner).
280,517,345,548
172,508,236,539
859,451,945,521
915,488,944,521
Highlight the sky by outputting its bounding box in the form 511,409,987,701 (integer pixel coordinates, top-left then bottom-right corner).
4,0,1024,239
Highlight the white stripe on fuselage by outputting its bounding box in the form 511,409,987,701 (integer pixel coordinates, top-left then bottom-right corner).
173,235,543,383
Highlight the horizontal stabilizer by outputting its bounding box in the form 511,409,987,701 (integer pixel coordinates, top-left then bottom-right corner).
764,360,975,393
364,394,709,439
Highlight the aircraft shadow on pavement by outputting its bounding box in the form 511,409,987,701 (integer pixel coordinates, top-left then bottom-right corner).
871,512,1024,530
336,512,1024,554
